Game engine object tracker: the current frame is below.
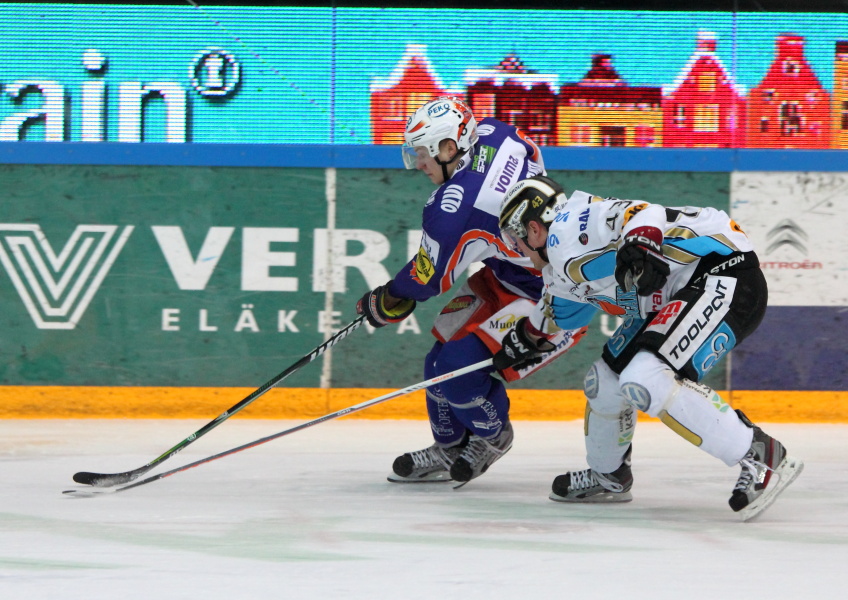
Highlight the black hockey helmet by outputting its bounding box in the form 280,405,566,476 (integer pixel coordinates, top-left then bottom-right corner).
498,175,565,253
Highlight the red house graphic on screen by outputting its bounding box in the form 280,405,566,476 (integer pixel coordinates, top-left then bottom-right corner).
370,44,456,145
557,54,662,147
663,32,746,148
746,34,830,149
464,54,559,146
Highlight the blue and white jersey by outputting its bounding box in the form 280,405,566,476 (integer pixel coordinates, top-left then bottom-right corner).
390,117,546,303
530,191,756,332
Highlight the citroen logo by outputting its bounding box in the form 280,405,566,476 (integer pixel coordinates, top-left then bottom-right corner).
766,219,807,254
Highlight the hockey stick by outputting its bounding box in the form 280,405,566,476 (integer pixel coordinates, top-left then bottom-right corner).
63,358,494,498
72,315,367,488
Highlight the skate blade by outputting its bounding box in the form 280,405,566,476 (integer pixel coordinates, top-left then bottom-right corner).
549,490,633,503
739,455,804,522
386,472,453,483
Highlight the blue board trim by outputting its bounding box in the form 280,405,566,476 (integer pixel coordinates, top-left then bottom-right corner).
1,142,847,171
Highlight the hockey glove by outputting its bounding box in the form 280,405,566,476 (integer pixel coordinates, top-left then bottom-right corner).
615,226,670,296
493,317,556,371
356,282,417,328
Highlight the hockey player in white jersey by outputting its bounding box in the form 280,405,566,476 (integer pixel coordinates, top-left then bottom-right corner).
493,175,803,521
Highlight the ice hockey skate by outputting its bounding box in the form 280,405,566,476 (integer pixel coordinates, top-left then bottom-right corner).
729,411,804,522
387,442,463,483
450,421,514,486
549,447,633,503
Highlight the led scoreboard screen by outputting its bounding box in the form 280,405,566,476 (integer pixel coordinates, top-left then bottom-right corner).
1,4,847,149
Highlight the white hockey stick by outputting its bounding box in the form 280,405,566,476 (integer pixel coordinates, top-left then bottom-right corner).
64,358,494,498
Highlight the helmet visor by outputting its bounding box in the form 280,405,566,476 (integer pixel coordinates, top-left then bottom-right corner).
500,226,526,256
402,144,430,170
499,199,530,255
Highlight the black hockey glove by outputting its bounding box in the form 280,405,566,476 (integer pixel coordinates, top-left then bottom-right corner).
615,226,670,297
493,317,556,371
356,282,417,328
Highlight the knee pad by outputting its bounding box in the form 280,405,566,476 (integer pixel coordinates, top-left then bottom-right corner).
584,360,628,416
620,381,652,412
619,351,678,418
584,362,601,399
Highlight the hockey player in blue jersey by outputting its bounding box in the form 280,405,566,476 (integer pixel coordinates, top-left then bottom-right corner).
356,97,591,485
493,175,803,521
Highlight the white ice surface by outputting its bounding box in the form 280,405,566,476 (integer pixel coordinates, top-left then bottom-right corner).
1,419,845,599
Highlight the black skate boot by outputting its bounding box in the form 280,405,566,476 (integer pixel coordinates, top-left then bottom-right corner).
549,446,633,503
387,442,463,483
449,421,514,486
729,410,804,521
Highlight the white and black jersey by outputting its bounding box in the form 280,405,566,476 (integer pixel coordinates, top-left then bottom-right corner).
531,191,766,380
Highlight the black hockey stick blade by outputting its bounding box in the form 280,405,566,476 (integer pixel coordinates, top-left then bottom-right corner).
71,315,367,487
73,467,151,487
63,359,494,498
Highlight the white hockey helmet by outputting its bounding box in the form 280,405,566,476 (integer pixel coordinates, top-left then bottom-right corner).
402,96,479,169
